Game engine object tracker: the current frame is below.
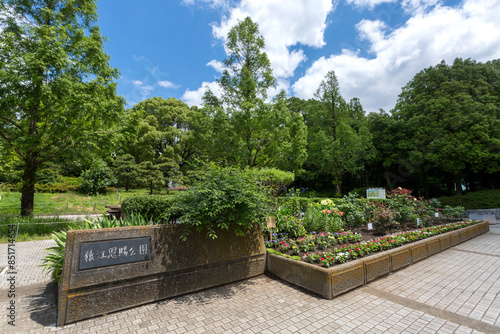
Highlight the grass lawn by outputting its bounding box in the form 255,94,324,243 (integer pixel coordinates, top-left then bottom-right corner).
0,188,150,215
0,188,159,243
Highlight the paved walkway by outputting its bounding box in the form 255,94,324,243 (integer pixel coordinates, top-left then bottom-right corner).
0,226,499,334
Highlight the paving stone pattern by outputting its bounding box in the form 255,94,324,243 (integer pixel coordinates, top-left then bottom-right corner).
1,226,499,333
0,239,55,287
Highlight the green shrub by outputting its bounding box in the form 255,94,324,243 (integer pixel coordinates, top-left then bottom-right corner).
79,165,117,195
371,202,398,234
121,195,181,223
441,205,465,220
179,165,269,239
439,189,500,210
35,183,80,193
337,193,366,231
252,168,294,197
302,199,345,233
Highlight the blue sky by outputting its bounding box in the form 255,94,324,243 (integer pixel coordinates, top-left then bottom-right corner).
96,0,500,113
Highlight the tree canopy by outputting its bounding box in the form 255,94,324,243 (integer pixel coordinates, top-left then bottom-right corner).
202,17,307,173
392,58,500,195
0,0,124,215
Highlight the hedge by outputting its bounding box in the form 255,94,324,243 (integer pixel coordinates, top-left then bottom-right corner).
439,189,500,210
121,195,182,223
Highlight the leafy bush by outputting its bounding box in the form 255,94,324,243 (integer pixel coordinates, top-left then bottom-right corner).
121,195,181,223
179,165,268,239
252,168,294,197
337,193,366,231
35,183,80,193
371,202,398,234
79,165,117,195
441,205,465,220
302,199,344,233
36,167,61,184
272,206,306,238
387,187,418,225
439,189,500,210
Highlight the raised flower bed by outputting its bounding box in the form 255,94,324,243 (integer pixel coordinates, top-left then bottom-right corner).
266,220,489,299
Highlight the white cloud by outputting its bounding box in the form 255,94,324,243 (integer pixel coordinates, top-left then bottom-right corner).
181,0,229,9
158,80,180,89
132,80,143,87
293,0,500,112
207,59,224,73
182,81,222,107
211,0,335,78
346,0,396,9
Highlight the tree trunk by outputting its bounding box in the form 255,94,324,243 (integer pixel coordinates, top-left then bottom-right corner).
335,183,342,197
420,165,429,198
20,159,37,216
454,174,463,196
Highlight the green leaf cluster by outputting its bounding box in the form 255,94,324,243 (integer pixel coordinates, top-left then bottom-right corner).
179,164,269,239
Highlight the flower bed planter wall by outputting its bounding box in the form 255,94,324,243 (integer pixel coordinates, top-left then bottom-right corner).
266,221,489,300
57,224,265,326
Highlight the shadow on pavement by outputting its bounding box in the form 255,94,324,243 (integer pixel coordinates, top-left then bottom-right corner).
27,281,58,326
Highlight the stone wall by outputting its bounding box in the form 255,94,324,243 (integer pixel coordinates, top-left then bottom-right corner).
465,208,500,220
57,224,265,326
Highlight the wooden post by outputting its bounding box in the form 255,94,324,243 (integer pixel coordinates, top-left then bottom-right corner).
266,217,276,245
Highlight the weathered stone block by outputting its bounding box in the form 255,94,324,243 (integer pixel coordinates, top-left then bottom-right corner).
364,253,390,283
330,261,364,298
389,246,411,272
58,224,265,326
439,235,451,250
459,228,469,243
410,241,428,263
450,231,460,246
427,237,441,256
266,254,332,299
467,226,475,239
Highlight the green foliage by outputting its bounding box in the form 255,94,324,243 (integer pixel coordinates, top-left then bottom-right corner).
439,189,500,210
271,205,306,239
440,206,465,220
252,168,295,197
201,18,308,173
370,202,398,234
41,231,67,283
387,188,419,225
0,0,124,215
266,248,301,261
179,165,268,239
0,215,74,243
392,58,500,195
302,199,345,232
301,72,373,196
79,165,117,196
113,154,140,191
121,195,181,223
336,193,366,230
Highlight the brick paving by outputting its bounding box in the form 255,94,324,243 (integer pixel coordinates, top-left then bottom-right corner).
1,225,499,333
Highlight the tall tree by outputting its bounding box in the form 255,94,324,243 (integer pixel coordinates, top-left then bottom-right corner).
393,58,500,195
309,71,372,196
0,0,123,215
116,97,201,189
204,17,307,172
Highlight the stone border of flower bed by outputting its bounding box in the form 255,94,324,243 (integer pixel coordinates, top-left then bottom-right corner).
265,221,489,299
